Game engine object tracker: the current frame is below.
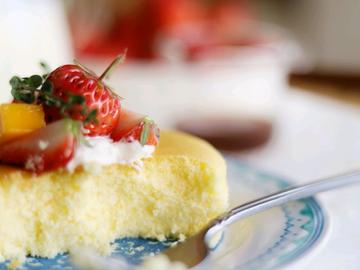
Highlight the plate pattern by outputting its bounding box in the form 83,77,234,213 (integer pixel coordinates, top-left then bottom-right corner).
242,200,324,270
226,159,325,269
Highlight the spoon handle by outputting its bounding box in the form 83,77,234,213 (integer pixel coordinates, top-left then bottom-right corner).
206,170,360,241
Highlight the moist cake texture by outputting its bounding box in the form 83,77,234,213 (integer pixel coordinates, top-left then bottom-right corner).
0,130,228,262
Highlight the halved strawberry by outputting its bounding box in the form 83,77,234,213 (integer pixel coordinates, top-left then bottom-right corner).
110,109,160,146
0,119,80,173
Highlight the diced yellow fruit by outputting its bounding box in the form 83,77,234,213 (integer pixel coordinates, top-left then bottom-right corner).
0,103,45,143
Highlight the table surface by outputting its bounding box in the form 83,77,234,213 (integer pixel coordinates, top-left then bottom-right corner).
237,89,360,269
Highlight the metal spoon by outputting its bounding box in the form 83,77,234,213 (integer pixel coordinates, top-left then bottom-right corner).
163,170,360,268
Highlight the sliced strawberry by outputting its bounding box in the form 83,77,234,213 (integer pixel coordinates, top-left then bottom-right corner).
111,109,160,146
0,119,80,173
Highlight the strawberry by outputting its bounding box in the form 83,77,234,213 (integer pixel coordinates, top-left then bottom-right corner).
111,109,160,146
44,55,125,136
0,119,80,173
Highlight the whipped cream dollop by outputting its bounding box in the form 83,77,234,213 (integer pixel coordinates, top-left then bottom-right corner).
66,136,155,171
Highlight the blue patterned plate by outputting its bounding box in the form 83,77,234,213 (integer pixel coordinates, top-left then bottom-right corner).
0,158,326,270
202,158,326,270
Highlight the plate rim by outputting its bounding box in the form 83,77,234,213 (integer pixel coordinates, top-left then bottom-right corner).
225,157,327,270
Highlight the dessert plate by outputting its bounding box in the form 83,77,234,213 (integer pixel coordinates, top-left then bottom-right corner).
0,158,326,270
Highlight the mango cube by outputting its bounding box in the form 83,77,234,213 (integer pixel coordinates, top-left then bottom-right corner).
0,103,45,143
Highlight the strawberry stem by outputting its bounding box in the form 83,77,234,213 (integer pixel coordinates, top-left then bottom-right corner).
98,49,127,82
73,59,98,77
140,117,153,146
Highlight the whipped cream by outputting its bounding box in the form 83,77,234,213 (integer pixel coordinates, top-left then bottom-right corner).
66,136,155,171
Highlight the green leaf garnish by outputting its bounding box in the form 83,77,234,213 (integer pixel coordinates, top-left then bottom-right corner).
68,95,85,106
29,75,43,88
9,76,21,88
41,80,53,93
10,73,98,126
84,109,98,125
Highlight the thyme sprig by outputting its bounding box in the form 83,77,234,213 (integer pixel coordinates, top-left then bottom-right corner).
10,74,97,125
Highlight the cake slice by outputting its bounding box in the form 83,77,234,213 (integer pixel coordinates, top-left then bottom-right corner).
0,56,228,263
0,130,228,262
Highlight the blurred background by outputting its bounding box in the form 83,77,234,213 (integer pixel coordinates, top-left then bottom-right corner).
3,2,360,268
1,0,360,151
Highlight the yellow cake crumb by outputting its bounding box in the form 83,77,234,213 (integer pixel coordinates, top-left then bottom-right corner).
0,131,228,263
